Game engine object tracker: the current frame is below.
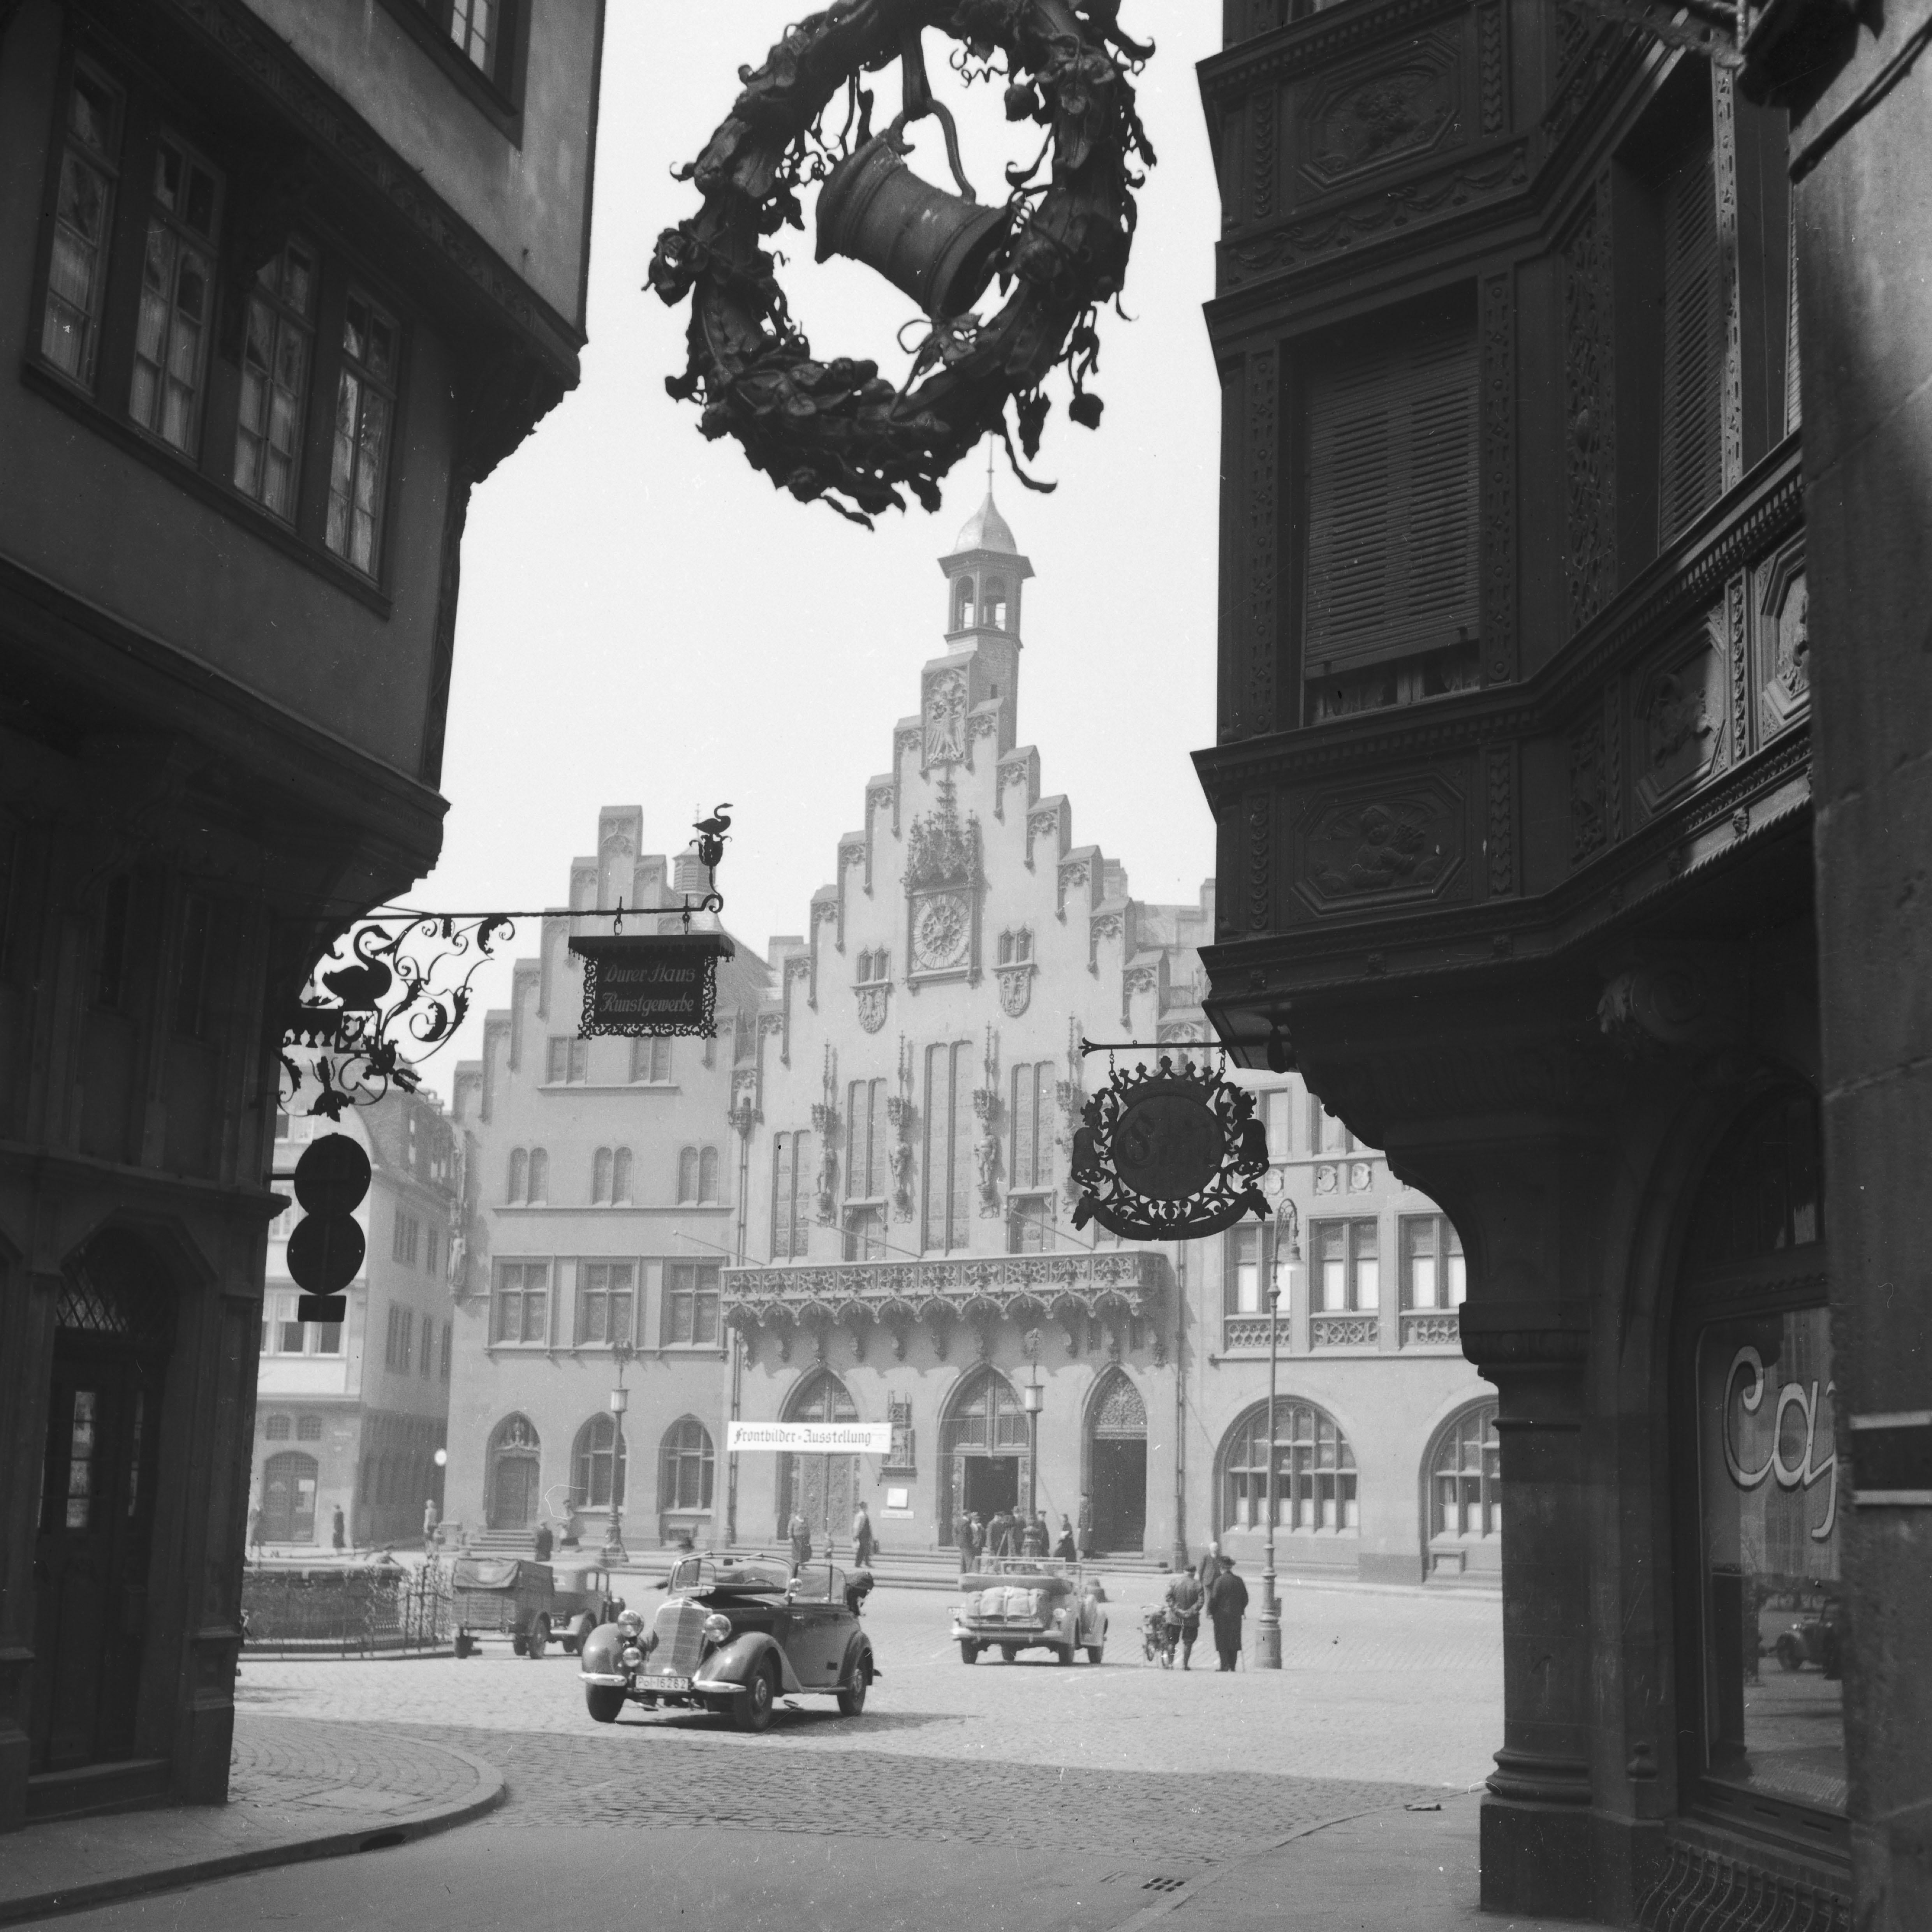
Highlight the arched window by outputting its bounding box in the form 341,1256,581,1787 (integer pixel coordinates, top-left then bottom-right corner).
941,1368,1029,1454
613,1147,633,1204
296,1414,322,1442
984,576,1008,629
678,1147,699,1205
699,1147,720,1203
507,1147,527,1203
261,1451,318,1541
265,1413,291,1441
659,1417,715,1512
1220,1400,1358,1534
1428,1401,1501,1541
571,1412,627,1509
527,1148,548,1203
592,1147,613,1204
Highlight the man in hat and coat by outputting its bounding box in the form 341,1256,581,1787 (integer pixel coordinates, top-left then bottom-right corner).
1208,1555,1250,1672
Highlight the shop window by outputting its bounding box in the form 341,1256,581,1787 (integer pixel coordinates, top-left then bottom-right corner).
1221,1401,1358,1533
1680,1092,1842,1827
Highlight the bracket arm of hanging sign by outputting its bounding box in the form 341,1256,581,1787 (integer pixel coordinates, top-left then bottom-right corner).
280,807,736,1116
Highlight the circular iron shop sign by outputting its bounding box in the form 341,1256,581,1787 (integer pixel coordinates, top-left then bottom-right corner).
1071,1057,1272,1243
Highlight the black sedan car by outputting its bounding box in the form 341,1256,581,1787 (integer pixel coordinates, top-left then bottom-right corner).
578,1555,876,1733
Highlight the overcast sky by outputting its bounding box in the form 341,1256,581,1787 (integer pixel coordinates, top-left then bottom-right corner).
410,4,1222,1095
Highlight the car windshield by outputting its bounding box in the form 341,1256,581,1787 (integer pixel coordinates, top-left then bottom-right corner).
788,1564,849,1603
668,1556,791,1596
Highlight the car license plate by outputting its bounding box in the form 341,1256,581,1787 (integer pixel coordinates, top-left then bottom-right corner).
639,1673,691,1694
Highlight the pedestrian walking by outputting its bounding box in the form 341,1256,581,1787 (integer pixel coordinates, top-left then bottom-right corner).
1199,1540,1226,1593
1077,1491,1095,1559
1163,1564,1204,1669
788,1509,813,1573
533,1520,553,1562
247,1504,264,1557
1054,1515,1076,1561
852,1500,875,1568
1208,1556,1249,1672
1021,1511,1048,1557
331,1504,346,1552
958,1511,983,1573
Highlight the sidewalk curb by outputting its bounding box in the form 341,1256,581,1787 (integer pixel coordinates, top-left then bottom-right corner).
0,1740,504,1928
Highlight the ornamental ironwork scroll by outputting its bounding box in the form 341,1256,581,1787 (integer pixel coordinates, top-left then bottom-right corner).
282,914,517,1119
1069,1056,1271,1241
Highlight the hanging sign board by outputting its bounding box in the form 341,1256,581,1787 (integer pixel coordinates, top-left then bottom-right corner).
727,1421,894,1455
569,932,733,1038
1071,1056,1272,1242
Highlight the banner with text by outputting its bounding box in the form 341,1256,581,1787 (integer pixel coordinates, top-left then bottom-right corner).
727,1421,893,1455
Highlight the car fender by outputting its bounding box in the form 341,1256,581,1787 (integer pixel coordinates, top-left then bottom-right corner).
580,1622,625,1677
838,1630,877,1687
696,1630,800,1695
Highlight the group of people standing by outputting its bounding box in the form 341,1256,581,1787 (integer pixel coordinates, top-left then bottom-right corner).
785,1501,878,1573
1161,1543,1250,1672
956,1507,1077,1570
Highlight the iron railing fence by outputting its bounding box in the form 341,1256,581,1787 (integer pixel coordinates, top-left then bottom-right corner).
241,1562,453,1657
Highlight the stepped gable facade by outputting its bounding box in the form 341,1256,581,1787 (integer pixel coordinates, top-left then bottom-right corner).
444,812,769,1556
721,492,1493,1576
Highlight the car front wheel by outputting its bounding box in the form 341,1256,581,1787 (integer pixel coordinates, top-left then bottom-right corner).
838,1666,868,1716
734,1661,777,1733
585,1685,625,1723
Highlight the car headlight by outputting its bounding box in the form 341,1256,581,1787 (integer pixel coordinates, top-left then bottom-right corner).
616,1610,644,1638
702,1613,732,1644
620,1646,643,1669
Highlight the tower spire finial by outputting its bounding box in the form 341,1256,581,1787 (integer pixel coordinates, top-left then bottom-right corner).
986,435,995,496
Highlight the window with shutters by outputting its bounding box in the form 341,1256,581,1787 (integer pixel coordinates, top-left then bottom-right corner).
771,1132,813,1259
1303,297,1480,712
1658,136,1723,547
923,1042,975,1253
846,1078,888,1198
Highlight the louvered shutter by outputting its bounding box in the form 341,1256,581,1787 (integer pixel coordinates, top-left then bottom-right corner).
1305,309,1478,674
1659,140,1723,545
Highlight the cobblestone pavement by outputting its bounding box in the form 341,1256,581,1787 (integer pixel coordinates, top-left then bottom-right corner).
229,1715,483,1818
226,1579,1498,1869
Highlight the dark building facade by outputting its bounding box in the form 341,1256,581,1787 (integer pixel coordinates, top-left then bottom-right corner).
1192,2,1886,1926
0,0,602,1828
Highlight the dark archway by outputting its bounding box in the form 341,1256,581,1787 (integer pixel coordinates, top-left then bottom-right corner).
939,1367,1027,1547
1085,1368,1147,1554
31,1229,176,1774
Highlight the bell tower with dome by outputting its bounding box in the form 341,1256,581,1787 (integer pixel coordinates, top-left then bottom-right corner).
937,456,1034,740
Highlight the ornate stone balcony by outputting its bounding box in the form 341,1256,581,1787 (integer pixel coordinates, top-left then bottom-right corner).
721,1250,1163,1363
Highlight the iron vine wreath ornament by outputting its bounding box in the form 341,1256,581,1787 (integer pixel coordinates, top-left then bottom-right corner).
648,0,1155,525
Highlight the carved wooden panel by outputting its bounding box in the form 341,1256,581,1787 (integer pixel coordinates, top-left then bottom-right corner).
1289,770,1469,915
1485,741,1515,896
1295,31,1465,195
1756,540,1809,737
1477,0,1507,136
1632,613,1728,821
1563,184,1616,634
1250,85,1279,224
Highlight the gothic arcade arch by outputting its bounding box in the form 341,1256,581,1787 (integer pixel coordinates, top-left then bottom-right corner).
777,1370,858,1545
939,1366,1027,1546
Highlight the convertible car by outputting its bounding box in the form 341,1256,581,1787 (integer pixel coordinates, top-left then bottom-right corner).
578,1554,876,1732
953,1557,1108,1664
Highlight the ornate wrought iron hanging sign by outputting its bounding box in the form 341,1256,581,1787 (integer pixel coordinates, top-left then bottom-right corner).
1069,1054,1270,1242
282,808,738,1117
649,0,1155,525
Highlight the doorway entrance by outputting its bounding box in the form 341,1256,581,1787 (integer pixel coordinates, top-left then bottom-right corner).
778,1370,860,1550
940,1369,1029,1545
261,1451,319,1543
487,1414,541,1530
30,1235,173,1775
1087,1369,1147,1553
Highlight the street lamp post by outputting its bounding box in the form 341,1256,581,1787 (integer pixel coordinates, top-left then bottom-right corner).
1022,1366,1044,1529
606,1341,633,1565
1256,1196,1301,1670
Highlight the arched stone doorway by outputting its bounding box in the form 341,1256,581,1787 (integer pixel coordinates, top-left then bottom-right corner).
1423,1400,1501,1583
939,1368,1027,1546
486,1414,541,1530
1086,1368,1147,1554
31,1229,175,1774
778,1370,858,1548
